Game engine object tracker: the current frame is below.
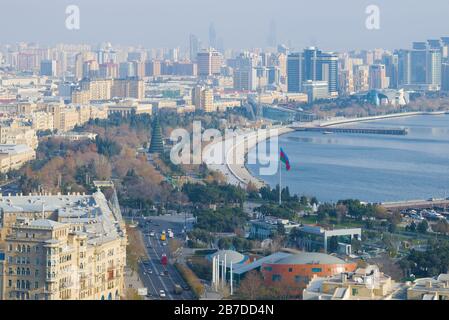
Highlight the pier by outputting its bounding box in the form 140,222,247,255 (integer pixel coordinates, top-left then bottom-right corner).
292,126,408,135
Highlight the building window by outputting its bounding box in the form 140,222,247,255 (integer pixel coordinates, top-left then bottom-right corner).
8,280,12,287
288,268,293,272
272,274,282,282
311,268,322,273
264,266,272,271
35,282,39,289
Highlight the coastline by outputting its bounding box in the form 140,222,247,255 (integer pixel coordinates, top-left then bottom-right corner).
212,110,449,189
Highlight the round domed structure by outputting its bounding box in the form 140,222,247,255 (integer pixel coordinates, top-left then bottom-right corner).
207,250,248,267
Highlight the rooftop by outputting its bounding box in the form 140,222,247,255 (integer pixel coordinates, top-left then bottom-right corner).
273,252,349,265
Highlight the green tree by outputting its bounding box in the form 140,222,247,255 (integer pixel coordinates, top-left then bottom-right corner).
417,220,429,234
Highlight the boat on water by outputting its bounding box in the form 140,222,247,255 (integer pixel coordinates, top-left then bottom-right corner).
322,131,333,135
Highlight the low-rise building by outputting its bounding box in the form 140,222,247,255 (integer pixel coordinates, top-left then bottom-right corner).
0,144,36,173
303,265,400,300
407,274,449,300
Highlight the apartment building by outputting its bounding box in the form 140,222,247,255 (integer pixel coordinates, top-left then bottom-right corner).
0,144,36,173
0,190,127,300
0,120,38,149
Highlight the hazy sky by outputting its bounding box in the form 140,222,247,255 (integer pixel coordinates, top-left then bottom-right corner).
1,0,449,51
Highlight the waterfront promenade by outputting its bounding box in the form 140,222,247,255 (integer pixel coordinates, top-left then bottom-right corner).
205,111,449,189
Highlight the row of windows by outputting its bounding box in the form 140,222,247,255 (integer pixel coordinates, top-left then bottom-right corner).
8,244,39,253
271,275,311,284
8,267,37,276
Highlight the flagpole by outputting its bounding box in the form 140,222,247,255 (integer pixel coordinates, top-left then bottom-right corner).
279,152,282,206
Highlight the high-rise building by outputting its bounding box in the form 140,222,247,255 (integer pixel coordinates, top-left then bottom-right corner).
197,49,222,77
40,60,57,77
267,20,277,47
209,23,217,49
382,53,399,89
145,60,161,77
287,53,302,93
398,50,412,86
369,64,389,89
192,86,215,112
317,52,339,96
426,49,442,87
189,34,200,62
442,63,449,91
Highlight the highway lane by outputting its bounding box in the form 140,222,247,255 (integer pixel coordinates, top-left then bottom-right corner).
138,218,195,300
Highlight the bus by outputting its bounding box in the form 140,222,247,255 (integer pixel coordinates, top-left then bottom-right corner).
161,254,168,266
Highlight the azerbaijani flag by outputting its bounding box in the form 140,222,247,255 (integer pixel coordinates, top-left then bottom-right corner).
280,148,291,171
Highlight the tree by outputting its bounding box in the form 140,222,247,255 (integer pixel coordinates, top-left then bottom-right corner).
417,220,429,234
238,271,267,300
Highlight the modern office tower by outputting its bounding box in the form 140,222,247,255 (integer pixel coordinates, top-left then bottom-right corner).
303,80,329,103
410,44,427,84
149,117,164,154
40,60,57,77
300,47,339,95
145,60,161,76
382,53,399,89
276,53,287,84
97,50,117,65
398,49,412,86
302,47,321,81
353,65,370,92
99,62,118,79
189,34,200,62
317,52,339,96
369,64,389,89
0,190,127,300
197,49,222,77
192,86,215,112
426,49,442,87
287,52,302,92
442,63,449,91
209,22,217,49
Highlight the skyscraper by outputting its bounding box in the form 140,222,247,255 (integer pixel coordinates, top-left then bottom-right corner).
189,34,200,62
209,22,217,49
287,53,302,93
197,49,222,77
317,52,339,96
267,20,277,47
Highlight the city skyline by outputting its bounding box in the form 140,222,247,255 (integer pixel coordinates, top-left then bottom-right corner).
2,0,449,51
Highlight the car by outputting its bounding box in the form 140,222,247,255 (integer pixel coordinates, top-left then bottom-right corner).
149,232,155,237
147,269,153,274
164,270,169,276
160,271,165,276
159,290,166,298
162,242,167,246
181,285,190,291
